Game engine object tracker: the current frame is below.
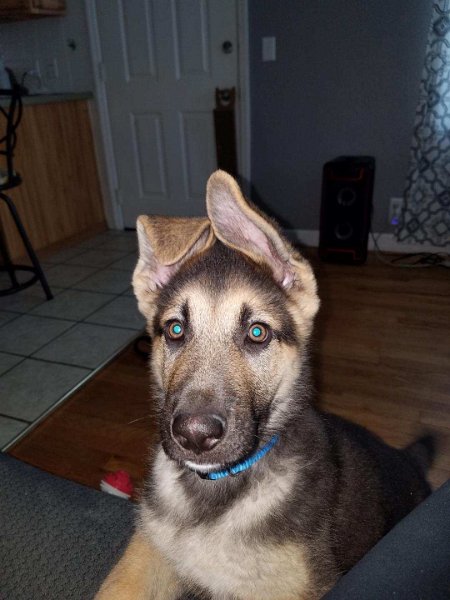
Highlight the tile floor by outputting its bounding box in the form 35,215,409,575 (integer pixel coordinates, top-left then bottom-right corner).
0,230,145,450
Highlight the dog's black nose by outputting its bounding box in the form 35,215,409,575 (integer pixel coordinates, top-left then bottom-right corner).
172,413,225,453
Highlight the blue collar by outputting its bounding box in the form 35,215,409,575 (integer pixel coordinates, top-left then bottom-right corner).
195,434,280,481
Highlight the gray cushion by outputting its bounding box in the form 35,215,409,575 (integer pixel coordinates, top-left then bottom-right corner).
0,454,134,600
324,479,450,599
2,453,449,600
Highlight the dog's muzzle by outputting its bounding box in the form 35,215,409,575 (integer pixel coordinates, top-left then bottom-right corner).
171,412,226,454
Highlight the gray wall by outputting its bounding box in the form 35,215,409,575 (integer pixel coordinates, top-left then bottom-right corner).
0,0,93,94
249,0,432,232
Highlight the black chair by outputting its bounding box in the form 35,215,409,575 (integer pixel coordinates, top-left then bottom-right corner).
0,84,52,299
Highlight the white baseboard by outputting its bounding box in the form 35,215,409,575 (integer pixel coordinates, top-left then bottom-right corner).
284,229,449,254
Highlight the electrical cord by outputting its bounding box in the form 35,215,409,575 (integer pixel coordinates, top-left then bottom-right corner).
370,229,450,269
369,200,449,269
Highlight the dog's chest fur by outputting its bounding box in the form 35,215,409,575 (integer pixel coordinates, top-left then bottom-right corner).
140,449,312,600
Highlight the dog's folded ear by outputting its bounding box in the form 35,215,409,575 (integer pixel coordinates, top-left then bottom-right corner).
206,170,319,324
133,215,214,319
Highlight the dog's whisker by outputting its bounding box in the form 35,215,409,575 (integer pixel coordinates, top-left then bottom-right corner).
127,414,154,425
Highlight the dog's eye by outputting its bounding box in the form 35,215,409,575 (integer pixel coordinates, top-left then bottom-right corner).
247,323,270,344
166,320,185,341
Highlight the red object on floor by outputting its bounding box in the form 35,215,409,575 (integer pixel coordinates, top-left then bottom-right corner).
101,470,134,496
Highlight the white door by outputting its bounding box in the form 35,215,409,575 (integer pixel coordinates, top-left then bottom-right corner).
95,0,239,227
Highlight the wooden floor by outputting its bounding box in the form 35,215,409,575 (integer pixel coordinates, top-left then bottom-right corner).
10,252,450,492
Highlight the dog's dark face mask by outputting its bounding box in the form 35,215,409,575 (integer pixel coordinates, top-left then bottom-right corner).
133,171,319,472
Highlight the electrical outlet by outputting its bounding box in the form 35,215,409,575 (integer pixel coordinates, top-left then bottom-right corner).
388,197,403,227
4,60,41,92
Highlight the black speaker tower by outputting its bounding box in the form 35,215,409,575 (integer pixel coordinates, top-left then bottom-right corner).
319,156,375,264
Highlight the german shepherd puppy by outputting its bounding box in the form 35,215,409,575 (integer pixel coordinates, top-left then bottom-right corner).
96,170,432,600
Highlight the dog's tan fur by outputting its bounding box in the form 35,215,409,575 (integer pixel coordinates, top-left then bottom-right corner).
133,171,319,339
96,170,431,599
96,171,321,600
95,530,181,600
205,172,319,335
133,216,214,325
155,283,303,421
139,450,313,600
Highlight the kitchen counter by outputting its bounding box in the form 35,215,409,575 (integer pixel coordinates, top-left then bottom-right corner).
0,91,93,107
0,94,105,260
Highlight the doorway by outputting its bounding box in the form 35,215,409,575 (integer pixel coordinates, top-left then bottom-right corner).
88,0,249,228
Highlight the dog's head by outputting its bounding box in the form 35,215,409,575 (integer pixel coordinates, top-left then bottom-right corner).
133,171,319,473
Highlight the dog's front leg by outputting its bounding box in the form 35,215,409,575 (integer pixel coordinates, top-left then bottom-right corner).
95,530,182,600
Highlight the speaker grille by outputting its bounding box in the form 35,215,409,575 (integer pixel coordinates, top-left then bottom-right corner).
319,156,375,264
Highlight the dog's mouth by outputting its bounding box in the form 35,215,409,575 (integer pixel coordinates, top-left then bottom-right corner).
161,411,260,476
158,388,270,476
162,435,257,475
183,459,223,473
178,433,280,480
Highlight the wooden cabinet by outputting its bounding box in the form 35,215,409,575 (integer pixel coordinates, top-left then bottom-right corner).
0,100,106,260
0,0,66,22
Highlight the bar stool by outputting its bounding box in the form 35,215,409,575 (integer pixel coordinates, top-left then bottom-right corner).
0,84,52,299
